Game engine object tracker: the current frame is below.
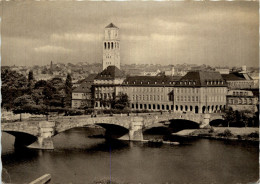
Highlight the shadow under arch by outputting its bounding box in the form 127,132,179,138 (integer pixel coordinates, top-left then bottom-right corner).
95,123,129,139
3,131,38,148
210,119,227,127
168,119,200,133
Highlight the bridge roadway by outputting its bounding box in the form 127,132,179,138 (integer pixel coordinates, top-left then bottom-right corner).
1,112,223,149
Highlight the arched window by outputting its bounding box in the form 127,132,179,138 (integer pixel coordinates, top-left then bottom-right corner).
176,105,178,111
104,42,107,49
111,42,113,49
108,42,110,49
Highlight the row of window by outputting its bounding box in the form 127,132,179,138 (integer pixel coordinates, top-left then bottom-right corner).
232,91,249,96
176,96,225,102
132,94,173,101
228,98,253,105
104,42,119,49
175,88,226,93
126,87,173,93
176,88,199,93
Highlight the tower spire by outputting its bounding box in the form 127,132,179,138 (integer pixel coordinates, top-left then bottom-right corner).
102,23,120,70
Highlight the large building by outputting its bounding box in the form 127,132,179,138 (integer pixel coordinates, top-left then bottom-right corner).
226,90,258,112
116,76,181,111
221,66,254,89
71,74,96,108
173,71,228,114
93,66,126,109
103,23,120,70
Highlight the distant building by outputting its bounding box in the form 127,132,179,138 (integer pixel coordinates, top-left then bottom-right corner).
226,90,258,112
143,69,161,76
103,23,120,70
215,68,230,74
222,72,254,89
71,83,93,108
71,74,97,109
174,71,228,114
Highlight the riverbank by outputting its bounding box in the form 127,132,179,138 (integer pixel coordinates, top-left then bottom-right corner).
173,127,259,142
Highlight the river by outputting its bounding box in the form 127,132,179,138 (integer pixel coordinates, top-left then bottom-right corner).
1,128,259,184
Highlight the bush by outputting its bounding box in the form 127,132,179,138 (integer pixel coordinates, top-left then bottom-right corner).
247,131,259,138
64,109,84,116
208,127,215,133
218,129,233,137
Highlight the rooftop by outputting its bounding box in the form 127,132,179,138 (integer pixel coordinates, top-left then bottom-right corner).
222,72,253,81
95,66,125,80
73,82,92,93
105,23,118,29
122,75,182,86
175,71,227,87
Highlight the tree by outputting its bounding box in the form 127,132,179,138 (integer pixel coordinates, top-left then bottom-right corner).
1,68,28,110
113,93,129,110
223,108,235,127
64,74,72,107
28,70,34,81
13,95,36,121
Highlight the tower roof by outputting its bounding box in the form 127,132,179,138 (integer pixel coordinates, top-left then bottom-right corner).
105,23,118,29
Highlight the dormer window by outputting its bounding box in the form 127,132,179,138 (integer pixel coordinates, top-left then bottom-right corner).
155,82,157,84
169,82,171,84
162,82,164,84
141,82,142,84
148,82,149,84
134,82,135,84
193,82,196,85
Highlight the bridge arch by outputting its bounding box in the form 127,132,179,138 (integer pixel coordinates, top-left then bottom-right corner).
3,131,38,148
168,119,200,132
209,119,227,127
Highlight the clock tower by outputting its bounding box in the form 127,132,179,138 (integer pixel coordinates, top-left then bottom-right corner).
103,23,120,70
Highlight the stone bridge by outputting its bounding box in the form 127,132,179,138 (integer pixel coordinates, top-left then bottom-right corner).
1,113,223,149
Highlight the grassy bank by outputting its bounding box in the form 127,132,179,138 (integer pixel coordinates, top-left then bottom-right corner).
175,127,259,142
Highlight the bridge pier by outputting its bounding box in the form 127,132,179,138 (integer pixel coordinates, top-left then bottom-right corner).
200,114,211,128
27,121,55,150
129,117,144,141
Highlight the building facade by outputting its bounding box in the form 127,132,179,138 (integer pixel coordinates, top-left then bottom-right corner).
221,67,254,89
116,76,181,111
71,83,93,108
226,90,258,112
174,71,228,114
103,23,120,70
93,66,126,109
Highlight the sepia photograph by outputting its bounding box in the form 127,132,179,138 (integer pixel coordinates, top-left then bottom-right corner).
1,1,259,184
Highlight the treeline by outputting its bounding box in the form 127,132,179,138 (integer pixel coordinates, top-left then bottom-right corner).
1,68,73,118
220,108,259,127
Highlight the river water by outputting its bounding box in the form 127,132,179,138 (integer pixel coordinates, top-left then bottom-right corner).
1,128,259,184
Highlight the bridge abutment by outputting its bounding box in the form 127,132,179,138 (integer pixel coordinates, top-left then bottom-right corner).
27,121,55,150
129,117,144,141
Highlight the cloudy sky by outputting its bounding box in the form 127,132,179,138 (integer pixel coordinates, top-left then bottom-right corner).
1,1,259,67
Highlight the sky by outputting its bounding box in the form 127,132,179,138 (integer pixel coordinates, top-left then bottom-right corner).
0,1,259,67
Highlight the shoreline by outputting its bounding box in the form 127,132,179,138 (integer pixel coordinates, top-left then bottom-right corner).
172,127,259,142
